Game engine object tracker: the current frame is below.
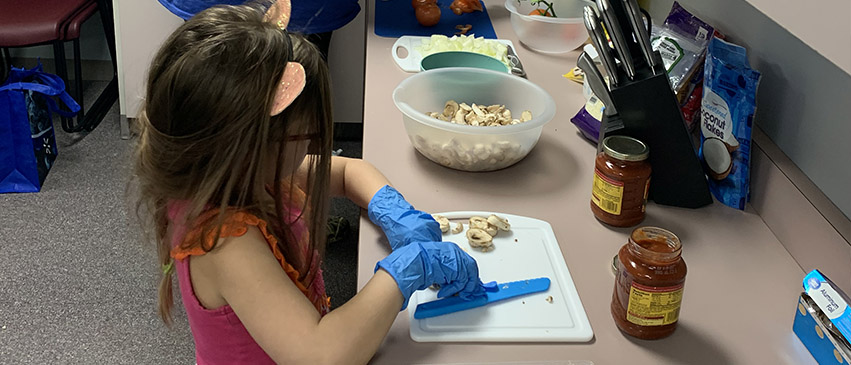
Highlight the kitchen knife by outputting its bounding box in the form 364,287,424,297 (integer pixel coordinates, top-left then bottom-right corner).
622,0,657,71
597,0,636,79
583,6,619,86
578,51,617,115
506,44,527,78
413,277,551,319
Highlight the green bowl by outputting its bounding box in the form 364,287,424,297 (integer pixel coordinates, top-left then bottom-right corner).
420,51,510,73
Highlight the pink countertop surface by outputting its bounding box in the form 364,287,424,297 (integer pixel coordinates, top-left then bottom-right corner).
357,1,815,363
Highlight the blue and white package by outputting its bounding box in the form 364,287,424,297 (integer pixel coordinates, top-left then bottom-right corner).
804,270,851,343
699,37,761,209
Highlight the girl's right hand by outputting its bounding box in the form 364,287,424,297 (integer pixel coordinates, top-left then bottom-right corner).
375,241,485,310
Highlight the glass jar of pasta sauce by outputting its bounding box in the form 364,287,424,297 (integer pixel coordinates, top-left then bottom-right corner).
590,136,651,227
611,227,687,340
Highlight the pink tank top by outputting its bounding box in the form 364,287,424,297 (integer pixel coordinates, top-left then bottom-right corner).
167,194,329,364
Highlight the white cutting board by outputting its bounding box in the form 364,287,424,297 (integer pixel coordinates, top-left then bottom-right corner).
407,211,594,342
392,35,515,73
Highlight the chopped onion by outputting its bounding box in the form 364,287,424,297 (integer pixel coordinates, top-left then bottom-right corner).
416,34,510,68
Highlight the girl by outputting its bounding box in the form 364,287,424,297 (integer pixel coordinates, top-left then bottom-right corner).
134,2,484,364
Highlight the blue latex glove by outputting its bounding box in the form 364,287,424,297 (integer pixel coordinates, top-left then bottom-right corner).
375,241,486,310
368,185,442,251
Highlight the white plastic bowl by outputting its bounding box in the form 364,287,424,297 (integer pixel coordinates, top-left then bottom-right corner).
504,0,592,54
392,68,556,172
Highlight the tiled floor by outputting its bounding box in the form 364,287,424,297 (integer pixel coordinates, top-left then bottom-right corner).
0,82,362,364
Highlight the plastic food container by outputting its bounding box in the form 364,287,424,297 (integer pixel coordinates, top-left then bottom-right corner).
504,0,592,53
392,67,556,172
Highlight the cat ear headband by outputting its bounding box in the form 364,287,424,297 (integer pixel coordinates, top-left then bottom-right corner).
266,0,305,115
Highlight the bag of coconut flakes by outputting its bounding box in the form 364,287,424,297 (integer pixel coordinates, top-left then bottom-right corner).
699,37,761,210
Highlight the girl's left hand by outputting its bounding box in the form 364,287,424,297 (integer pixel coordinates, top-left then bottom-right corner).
368,185,442,251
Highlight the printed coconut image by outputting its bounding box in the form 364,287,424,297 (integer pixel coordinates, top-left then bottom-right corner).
702,137,733,180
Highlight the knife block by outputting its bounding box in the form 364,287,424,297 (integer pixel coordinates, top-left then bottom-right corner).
599,64,712,208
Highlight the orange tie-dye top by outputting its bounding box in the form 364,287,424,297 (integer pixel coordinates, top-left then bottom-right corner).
169,185,330,315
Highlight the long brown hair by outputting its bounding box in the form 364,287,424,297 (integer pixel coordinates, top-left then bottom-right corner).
134,2,333,325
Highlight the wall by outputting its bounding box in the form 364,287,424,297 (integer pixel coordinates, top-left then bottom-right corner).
647,0,851,219
327,3,366,124
739,0,851,75
114,0,184,119
114,1,366,125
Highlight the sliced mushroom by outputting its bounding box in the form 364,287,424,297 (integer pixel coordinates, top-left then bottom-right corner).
483,222,497,233
469,216,488,229
429,101,528,129
469,216,498,236
443,100,459,117
451,222,464,234
487,214,510,231
471,144,489,160
471,103,485,117
465,111,478,124
466,228,494,249
453,109,467,124
432,214,450,233
520,110,533,122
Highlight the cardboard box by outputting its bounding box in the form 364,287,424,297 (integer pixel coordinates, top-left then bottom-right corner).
793,270,851,364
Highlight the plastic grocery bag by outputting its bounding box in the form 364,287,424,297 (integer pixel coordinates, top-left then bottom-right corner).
0,63,79,193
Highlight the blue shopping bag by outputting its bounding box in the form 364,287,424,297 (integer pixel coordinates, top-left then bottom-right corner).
0,63,80,193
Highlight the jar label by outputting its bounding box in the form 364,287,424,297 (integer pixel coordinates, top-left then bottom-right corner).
592,168,623,215
626,282,684,326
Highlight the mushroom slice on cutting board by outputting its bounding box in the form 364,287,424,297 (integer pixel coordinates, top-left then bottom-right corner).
432,214,450,233
469,216,498,236
487,214,510,231
466,228,494,249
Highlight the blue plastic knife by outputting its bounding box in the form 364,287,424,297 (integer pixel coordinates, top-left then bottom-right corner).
414,277,551,319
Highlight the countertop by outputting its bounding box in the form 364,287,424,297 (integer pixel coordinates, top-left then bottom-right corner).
357,1,816,363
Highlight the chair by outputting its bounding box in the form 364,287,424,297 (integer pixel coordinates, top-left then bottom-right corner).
0,0,118,133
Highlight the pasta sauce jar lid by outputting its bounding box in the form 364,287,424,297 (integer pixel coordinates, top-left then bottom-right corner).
602,136,649,162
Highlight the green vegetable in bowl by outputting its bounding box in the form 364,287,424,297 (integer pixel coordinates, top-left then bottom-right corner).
415,35,510,68
519,0,557,17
